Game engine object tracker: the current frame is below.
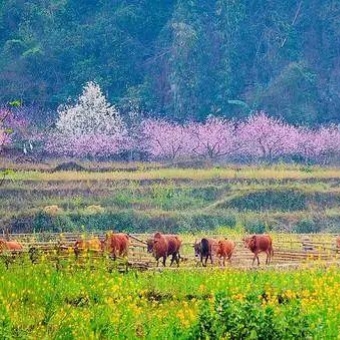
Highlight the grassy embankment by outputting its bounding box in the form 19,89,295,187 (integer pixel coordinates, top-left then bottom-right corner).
2,163,340,233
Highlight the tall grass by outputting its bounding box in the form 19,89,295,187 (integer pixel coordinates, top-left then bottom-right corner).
8,165,340,182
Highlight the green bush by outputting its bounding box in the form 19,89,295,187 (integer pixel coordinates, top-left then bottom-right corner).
190,185,226,201
10,211,76,233
293,219,321,233
223,189,307,211
190,292,312,339
6,209,237,234
244,220,267,234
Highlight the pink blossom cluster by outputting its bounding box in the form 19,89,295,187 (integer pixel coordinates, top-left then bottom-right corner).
0,108,13,150
0,127,9,149
44,111,340,164
45,132,126,158
0,107,44,154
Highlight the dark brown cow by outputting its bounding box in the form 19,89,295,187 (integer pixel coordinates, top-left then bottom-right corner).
243,234,274,265
103,233,130,260
0,238,23,252
194,238,218,267
217,239,235,266
148,233,182,267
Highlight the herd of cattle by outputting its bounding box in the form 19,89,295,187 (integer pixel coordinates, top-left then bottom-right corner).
0,232,275,267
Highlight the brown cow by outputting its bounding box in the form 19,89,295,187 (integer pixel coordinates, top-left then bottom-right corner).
336,236,340,253
243,234,274,265
217,239,235,266
103,233,130,260
148,233,181,267
0,238,23,252
194,238,218,267
73,237,103,258
74,238,102,251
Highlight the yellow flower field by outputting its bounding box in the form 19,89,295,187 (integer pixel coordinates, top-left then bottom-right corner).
0,255,339,339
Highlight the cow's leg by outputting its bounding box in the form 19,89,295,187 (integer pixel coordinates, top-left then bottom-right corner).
210,253,214,265
170,253,176,267
175,252,180,267
162,255,166,267
216,255,222,267
111,252,116,261
252,252,260,266
252,254,256,266
204,255,208,267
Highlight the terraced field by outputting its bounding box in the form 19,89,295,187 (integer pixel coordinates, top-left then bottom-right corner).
1,163,340,234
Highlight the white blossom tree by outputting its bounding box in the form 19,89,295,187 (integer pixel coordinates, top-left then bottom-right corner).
56,81,123,136
48,81,126,158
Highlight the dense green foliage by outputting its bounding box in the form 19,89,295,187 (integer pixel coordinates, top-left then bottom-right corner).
1,1,340,124
2,164,340,233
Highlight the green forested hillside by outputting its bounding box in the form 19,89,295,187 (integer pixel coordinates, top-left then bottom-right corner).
1,1,340,124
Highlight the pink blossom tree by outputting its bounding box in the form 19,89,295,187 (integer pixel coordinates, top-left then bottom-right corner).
188,116,237,160
142,119,192,161
121,106,149,160
235,112,299,161
41,104,340,164
46,133,125,158
296,126,340,164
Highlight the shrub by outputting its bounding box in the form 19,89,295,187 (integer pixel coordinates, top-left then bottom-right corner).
84,205,105,214
224,189,307,212
43,205,63,216
293,219,320,233
190,292,312,339
244,220,267,234
8,211,75,233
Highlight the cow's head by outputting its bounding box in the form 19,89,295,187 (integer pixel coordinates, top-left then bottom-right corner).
146,238,153,253
74,239,83,249
242,236,255,249
193,240,201,257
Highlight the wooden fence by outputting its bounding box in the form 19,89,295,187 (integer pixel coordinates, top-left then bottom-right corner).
0,232,339,270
